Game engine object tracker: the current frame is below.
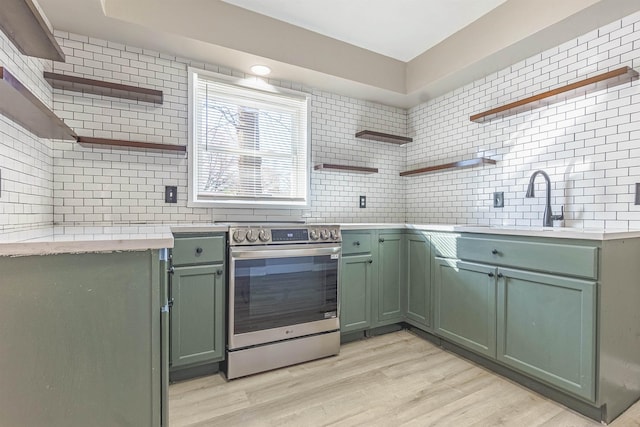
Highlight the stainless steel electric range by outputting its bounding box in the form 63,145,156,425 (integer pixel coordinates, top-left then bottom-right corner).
225,224,341,379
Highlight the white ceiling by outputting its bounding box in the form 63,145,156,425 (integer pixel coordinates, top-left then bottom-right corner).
221,0,507,61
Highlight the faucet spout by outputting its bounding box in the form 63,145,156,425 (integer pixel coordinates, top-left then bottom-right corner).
525,170,561,227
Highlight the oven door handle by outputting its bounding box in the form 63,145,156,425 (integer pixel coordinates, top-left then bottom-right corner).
230,245,341,260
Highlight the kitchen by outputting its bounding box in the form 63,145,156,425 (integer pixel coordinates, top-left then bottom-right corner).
1,0,640,425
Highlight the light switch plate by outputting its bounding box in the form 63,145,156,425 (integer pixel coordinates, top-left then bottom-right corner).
359,195,366,208
165,186,177,203
493,191,504,208
635,183,640,205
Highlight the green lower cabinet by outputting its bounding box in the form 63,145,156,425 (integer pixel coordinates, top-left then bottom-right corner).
496,267,596,401
375,232,405,325
434,258,497,358
340,254,373,333
170,264,225,368
405,233,431,329
0,251,163,427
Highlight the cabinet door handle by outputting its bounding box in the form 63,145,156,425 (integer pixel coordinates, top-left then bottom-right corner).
379,238,385,243
368,259,373,264
216,269,224,276
491,249,499,255
354,241,360,246
195,247,203,255
488,272,495,277
497,273,504,278
168,266,175,274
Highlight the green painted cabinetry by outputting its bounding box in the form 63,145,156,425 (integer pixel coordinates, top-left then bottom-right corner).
432,233,599,403
341,230,432,334
170,264,225,368
434,258,497,358
497,267,596,401
340,253,373,333
0,251,164,427
405,232,431,328
339,228,640,423
170,234,226,373
342,232,373,255
340,230,410,333
375,232,404,325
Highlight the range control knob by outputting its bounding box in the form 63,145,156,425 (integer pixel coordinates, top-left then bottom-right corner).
232,229,246,243
320,229,329,240
246,229,259,243
309,229,319,240
258,229,271,242
330,229,340,240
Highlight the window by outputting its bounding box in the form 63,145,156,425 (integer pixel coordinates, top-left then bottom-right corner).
188,69,310,208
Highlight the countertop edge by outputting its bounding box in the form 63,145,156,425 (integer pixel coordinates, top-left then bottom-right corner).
3,222,640,257
343,223,640,240
170,224,230,233
0,237,174,257
406,224,640,240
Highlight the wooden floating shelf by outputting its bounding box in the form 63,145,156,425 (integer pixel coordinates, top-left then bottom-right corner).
400,157,496,177
471,66,638,123
0,0,65,61
355,130,412,145
0,66,76,140
77,136,187,152
44,72,164,104
314,163,378,173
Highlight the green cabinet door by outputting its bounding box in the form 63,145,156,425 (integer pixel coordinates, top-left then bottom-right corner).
170,264,225,368
496,268,596,401
0,251,163,427
340,254,373,333
375,232,405,325
434,258,497,358
405,233,431,329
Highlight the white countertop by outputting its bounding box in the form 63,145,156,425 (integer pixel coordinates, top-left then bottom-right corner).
341,223,640,240
170,224,231,233
340,223,406,230
3,222,640,257
0,225,174,256
406,224,640,240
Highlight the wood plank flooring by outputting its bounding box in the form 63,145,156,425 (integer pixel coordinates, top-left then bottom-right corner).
169,331,640,426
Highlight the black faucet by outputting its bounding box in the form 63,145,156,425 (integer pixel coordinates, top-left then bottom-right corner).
525,170,564,227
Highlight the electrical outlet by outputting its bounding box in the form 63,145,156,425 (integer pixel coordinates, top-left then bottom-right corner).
359,195,366,208
493,192,504,208
636,183,640,205
165,186,177,203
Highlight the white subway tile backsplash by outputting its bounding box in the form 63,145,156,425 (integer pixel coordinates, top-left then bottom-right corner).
4,13,640,230
407,13,640,228
49,32,406,225
0,29,54,232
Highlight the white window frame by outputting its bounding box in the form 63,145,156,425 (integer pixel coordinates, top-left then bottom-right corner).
187,67,311,209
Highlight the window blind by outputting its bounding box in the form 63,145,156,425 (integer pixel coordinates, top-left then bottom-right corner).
192,73,309,207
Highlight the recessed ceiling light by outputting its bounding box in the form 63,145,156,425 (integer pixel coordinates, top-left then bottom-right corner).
250,65,271,76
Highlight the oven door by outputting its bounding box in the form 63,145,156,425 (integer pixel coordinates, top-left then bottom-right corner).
228,244,340,350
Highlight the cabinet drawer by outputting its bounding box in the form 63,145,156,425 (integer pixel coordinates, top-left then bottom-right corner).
457,237,598,279
430,233,460,258
342,232,372,255
172,235,225,266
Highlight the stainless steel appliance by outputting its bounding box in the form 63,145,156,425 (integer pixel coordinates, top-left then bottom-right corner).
226,224,341,379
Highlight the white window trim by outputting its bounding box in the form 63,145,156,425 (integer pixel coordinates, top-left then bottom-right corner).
187,67,312,209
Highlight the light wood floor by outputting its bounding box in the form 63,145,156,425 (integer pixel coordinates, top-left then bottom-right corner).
169,331,640,426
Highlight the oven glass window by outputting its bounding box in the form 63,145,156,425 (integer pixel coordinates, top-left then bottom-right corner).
233,255,338,334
